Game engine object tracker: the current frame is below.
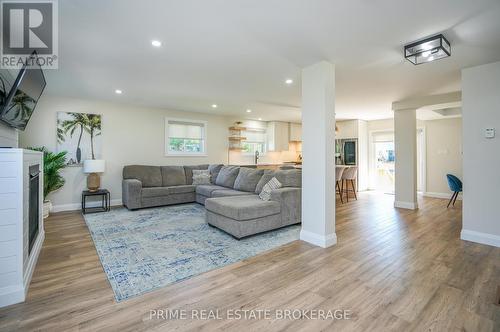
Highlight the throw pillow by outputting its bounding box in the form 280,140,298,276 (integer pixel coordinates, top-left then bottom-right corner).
215,166,240,188
192,169,211,185
259,177,282,201
233,168,264,192
255,170,276,193
184,165,209,184
208,164,223,183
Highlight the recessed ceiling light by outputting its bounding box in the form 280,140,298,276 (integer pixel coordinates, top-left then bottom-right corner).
151,40,162,47
211,104,218,108
285,79,293,85
115,89,122,94
246,109,252,113
258,118,262,121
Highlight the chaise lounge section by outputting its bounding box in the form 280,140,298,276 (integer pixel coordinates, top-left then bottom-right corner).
122,164,301,238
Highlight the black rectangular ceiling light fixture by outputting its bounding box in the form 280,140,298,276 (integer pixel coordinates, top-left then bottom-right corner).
404,34,451,65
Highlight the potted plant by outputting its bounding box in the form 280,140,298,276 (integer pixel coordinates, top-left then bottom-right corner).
28,147,67,218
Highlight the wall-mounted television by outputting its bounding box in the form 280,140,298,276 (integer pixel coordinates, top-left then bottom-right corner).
0,52,46,131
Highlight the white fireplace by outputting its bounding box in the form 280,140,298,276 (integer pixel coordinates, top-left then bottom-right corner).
0,148,44,307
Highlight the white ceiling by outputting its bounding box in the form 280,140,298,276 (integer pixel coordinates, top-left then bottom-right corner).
46,0,500,122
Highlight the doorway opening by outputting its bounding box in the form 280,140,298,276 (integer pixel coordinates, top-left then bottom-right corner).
370,131,395,194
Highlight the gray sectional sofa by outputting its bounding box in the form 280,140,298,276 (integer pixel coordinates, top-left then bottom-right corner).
122,164,301,238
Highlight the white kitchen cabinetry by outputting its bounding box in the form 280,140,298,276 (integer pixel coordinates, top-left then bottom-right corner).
289,123,302,141
336,120,358,139
267,121,289,151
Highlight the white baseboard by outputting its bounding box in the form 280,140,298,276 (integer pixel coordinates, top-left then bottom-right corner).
423,192,462,200
300,229,337,248
394,201,418,210
0,284,24,308
51,199,122,213
461,229,500,248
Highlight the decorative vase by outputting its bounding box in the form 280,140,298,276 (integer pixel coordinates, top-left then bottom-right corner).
43,200,52,219
87,172,100,192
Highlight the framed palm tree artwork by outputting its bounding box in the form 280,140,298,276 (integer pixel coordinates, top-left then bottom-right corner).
56,112,102,166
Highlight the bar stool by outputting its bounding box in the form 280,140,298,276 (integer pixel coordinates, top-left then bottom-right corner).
341,166,358,202
335,167,345,204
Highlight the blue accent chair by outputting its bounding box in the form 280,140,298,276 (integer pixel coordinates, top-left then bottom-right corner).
446,174,462,208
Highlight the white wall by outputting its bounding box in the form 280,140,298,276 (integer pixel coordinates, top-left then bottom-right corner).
367,117,461,196
461,61,500,248
394,109,418,209
0,122,17,148
424,118,462,195
357,120,368,191
19,96,231,211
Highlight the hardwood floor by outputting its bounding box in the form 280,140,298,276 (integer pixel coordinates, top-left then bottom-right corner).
1,193,499,331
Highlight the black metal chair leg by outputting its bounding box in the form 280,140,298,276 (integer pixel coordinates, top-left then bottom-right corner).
452,191,459,206
447,192,457,208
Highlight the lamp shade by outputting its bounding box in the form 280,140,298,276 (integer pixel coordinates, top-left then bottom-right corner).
83,159,105,173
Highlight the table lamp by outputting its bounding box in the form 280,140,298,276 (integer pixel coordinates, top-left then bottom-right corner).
83,159,105,192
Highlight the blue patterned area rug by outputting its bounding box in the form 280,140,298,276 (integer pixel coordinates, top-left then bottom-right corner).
84,203,300,302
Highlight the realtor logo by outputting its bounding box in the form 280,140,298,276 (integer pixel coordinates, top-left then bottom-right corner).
1,0,58,69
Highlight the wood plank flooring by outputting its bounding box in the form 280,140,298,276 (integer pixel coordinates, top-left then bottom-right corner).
1,193,499,331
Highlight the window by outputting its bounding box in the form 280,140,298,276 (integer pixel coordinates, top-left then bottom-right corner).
165,118,207,156
241,129,266,154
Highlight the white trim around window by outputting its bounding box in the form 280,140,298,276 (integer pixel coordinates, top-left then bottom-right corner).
165,118,208,156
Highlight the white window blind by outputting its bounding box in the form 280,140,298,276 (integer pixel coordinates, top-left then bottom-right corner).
243,129,266,142
168,121,204,139
165,118,207,156
372,131,394,143
242,128,266,154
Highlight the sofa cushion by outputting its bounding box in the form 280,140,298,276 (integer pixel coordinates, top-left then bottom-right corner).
211,189,254,198
208,164,224,183
196,184,227,197
123,165,162,187
255,170,276,193
184,165,209,184
142,187,170,198
274,169,302,188
205,196,281,221
233,168,264,192
161,166,187,186
215,166,240,188
168,185,196,194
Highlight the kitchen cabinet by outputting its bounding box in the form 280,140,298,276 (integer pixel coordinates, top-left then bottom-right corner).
289,123,302,141
267,121,289,151
336,120,358,139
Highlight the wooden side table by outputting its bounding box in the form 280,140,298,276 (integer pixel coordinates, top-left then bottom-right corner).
82,189,110,214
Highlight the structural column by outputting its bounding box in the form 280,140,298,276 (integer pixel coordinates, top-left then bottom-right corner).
300,61,336,248
394,108,418,209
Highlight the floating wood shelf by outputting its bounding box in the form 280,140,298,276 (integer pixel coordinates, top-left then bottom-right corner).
228,125,246,153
